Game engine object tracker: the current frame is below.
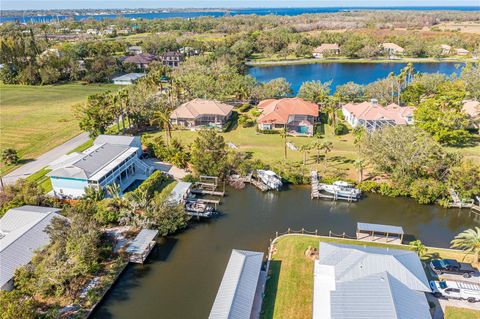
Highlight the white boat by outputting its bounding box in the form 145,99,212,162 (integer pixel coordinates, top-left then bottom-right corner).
256,170,283,190
320,181,361,199
185,201,214,217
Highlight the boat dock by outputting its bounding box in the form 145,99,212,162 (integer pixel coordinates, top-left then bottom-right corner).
310,171,358,202
192,176,225,196
125,229,158,264
228,174,270,192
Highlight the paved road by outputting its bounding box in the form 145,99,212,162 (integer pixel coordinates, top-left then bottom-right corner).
2,132,90,185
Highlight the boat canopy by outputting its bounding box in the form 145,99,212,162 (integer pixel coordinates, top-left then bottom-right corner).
357,222,404,235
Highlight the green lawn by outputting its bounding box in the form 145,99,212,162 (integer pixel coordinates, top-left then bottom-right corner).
445,307,480,319
147,124,360,179
261,235,474,319
0,83,118,174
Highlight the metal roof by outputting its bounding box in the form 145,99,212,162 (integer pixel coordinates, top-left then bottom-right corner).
125,229,158,254
314,242,430,319
168,182,192,204
0,206,62,288
357,222,404,235
94,135,141,147
209,249,264,319
112,73,146,81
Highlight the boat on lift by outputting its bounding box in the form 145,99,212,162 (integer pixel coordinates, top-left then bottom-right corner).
256,170,283,190
185,200,215,217
319,181,362,199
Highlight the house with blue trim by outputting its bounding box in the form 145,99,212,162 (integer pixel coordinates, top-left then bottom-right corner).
48,135,153,198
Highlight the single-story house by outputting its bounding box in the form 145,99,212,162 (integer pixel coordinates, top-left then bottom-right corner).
209,249,264,319
455,48,470,56
1,206,63,291
123,53,156,69
170,98,234,129
313,242,431,319
112,73,146,85
313,43,340,58
342,100,415,131
127,46,143,55
48,135,153,198
160,51,184,67
381,42,405,56
257,98,319,136
440,44,451,55
463,100,480,133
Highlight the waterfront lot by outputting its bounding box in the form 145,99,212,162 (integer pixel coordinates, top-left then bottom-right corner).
0,83,117,174
261,235,478,319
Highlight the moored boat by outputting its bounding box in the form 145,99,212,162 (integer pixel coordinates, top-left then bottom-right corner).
319,181,361,199
256,170,283,190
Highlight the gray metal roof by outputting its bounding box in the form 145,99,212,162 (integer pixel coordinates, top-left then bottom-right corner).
314,242,430,319
168,182,192,204
94,135,141,148
0,206,62,288
112,73,145,81
357,222,404,235
125,229,158,254
209,249,264,319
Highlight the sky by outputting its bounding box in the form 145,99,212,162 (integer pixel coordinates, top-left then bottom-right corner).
1,0,479,10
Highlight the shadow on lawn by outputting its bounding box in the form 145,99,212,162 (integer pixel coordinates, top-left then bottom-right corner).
260,260,282,319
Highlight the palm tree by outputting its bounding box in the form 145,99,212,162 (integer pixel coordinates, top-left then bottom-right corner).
106,183,121,199
409,240,427,258
354,158,365,183
320,141,333,174
310,139,323,165
451,227,480,264
83,186,105,202
153,108,173,145
299,144,311,166
280,125,288,160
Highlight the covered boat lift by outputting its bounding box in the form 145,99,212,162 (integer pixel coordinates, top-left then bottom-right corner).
126,229,159,264
356,222,404,245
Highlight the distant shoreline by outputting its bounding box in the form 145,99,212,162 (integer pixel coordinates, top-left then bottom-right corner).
246,57,474,67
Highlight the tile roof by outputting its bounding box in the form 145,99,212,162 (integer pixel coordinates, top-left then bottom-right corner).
170,99,234,119
0,206,63,288
209,249,264,319
382,43,405,52
257,98,319,124
314,43,340,53
343,102,414,124
463,100,480,118
123,53,156,65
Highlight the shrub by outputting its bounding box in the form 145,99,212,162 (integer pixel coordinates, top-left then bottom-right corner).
378,183,408,197
410,178,445,204
237,103,251,113
133,170,171,198
357,180,380,192
334,123,349,135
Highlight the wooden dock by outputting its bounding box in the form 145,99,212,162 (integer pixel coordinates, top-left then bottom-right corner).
192,176,226,196
126,229,158,264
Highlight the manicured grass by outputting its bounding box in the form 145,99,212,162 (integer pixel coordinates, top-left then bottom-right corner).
147,124,360,179
25,166,52,192
67,139,94,154
0,83,118,174
261,235,474,319
445,307,480,319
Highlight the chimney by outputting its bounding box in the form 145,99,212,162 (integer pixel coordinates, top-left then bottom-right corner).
370,99,378,106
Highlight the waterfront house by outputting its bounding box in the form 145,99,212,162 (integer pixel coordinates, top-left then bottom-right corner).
313,242,431,319
209,249,265,319
257,97,319,136
455,48,470,56
48,135,153,198
0,206,63,291
342,100,415,131
123,53,156,69
127,46,143,55
170,98,234,129
440,44,452,55
112,73,146,85
463,100,480,133
160,51,184,67
313,43,340,58
381,42,405,57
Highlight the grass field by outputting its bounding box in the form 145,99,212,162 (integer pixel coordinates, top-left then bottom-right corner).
147,124,360,179
0,83,118,174
445,307,480,319
261,235,474,319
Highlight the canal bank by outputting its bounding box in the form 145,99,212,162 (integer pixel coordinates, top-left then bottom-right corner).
92,185,477,319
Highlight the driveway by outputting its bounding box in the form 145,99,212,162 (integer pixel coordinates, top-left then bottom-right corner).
2,132,90,185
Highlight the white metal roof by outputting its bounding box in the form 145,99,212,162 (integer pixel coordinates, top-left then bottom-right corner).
125,229,158,254
314,242,431,319
112,73,145,81
168,182,192,204
0,206,62,288
94,135,141,148
209,249,264,319
357,222,404,235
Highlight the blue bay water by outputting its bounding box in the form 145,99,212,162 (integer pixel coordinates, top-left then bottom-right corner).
2,6,479,23
248,62,463,94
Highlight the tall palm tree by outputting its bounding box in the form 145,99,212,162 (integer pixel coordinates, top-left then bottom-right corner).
280,125,288,160
299,143,311,166
354,158,365,183
320,141,333,174
153,108,173,146
451,227,480,264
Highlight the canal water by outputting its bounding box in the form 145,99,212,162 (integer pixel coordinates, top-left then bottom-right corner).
248,62,463,94
93,186,477,319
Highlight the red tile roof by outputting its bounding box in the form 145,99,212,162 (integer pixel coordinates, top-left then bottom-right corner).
123,53,156,65
343,102,414,125
257,98,319,124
